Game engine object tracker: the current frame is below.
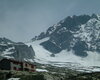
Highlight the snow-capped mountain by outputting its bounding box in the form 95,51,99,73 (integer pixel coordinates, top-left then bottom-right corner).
29,14,100,71
0,14,100,72
32,14,100,57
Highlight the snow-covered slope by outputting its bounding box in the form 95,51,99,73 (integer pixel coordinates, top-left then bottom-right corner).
29,14,100,72
27,37,100,72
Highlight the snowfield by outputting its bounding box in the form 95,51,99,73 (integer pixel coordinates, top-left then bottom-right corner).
27,37,100,72
36,69,48,72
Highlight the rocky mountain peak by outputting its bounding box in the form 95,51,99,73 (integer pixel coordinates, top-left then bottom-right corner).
32,14,100,57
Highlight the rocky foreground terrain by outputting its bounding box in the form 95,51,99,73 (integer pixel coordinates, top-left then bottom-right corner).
0,69,100,80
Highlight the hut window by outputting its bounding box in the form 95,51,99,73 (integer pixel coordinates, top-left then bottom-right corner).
13,67,17,70
31,65,34,68
25,64,27,67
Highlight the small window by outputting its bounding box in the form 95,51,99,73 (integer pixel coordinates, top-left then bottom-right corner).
25,64,27,67
13,67,17,70
19,68,22,71
31,65,34,68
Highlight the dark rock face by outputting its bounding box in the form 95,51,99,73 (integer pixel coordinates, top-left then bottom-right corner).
58,15,91,31
0,37,14,44
40,40,62,53
12,44,35,61
0,38,35,61
72,41,88,57
33,14,100,57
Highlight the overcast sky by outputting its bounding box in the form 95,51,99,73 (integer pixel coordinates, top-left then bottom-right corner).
0,0,100,42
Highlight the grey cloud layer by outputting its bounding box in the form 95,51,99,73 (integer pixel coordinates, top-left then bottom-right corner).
0,0,100,42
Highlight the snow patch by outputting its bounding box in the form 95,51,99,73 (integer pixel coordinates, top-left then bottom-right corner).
36,69,48,72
